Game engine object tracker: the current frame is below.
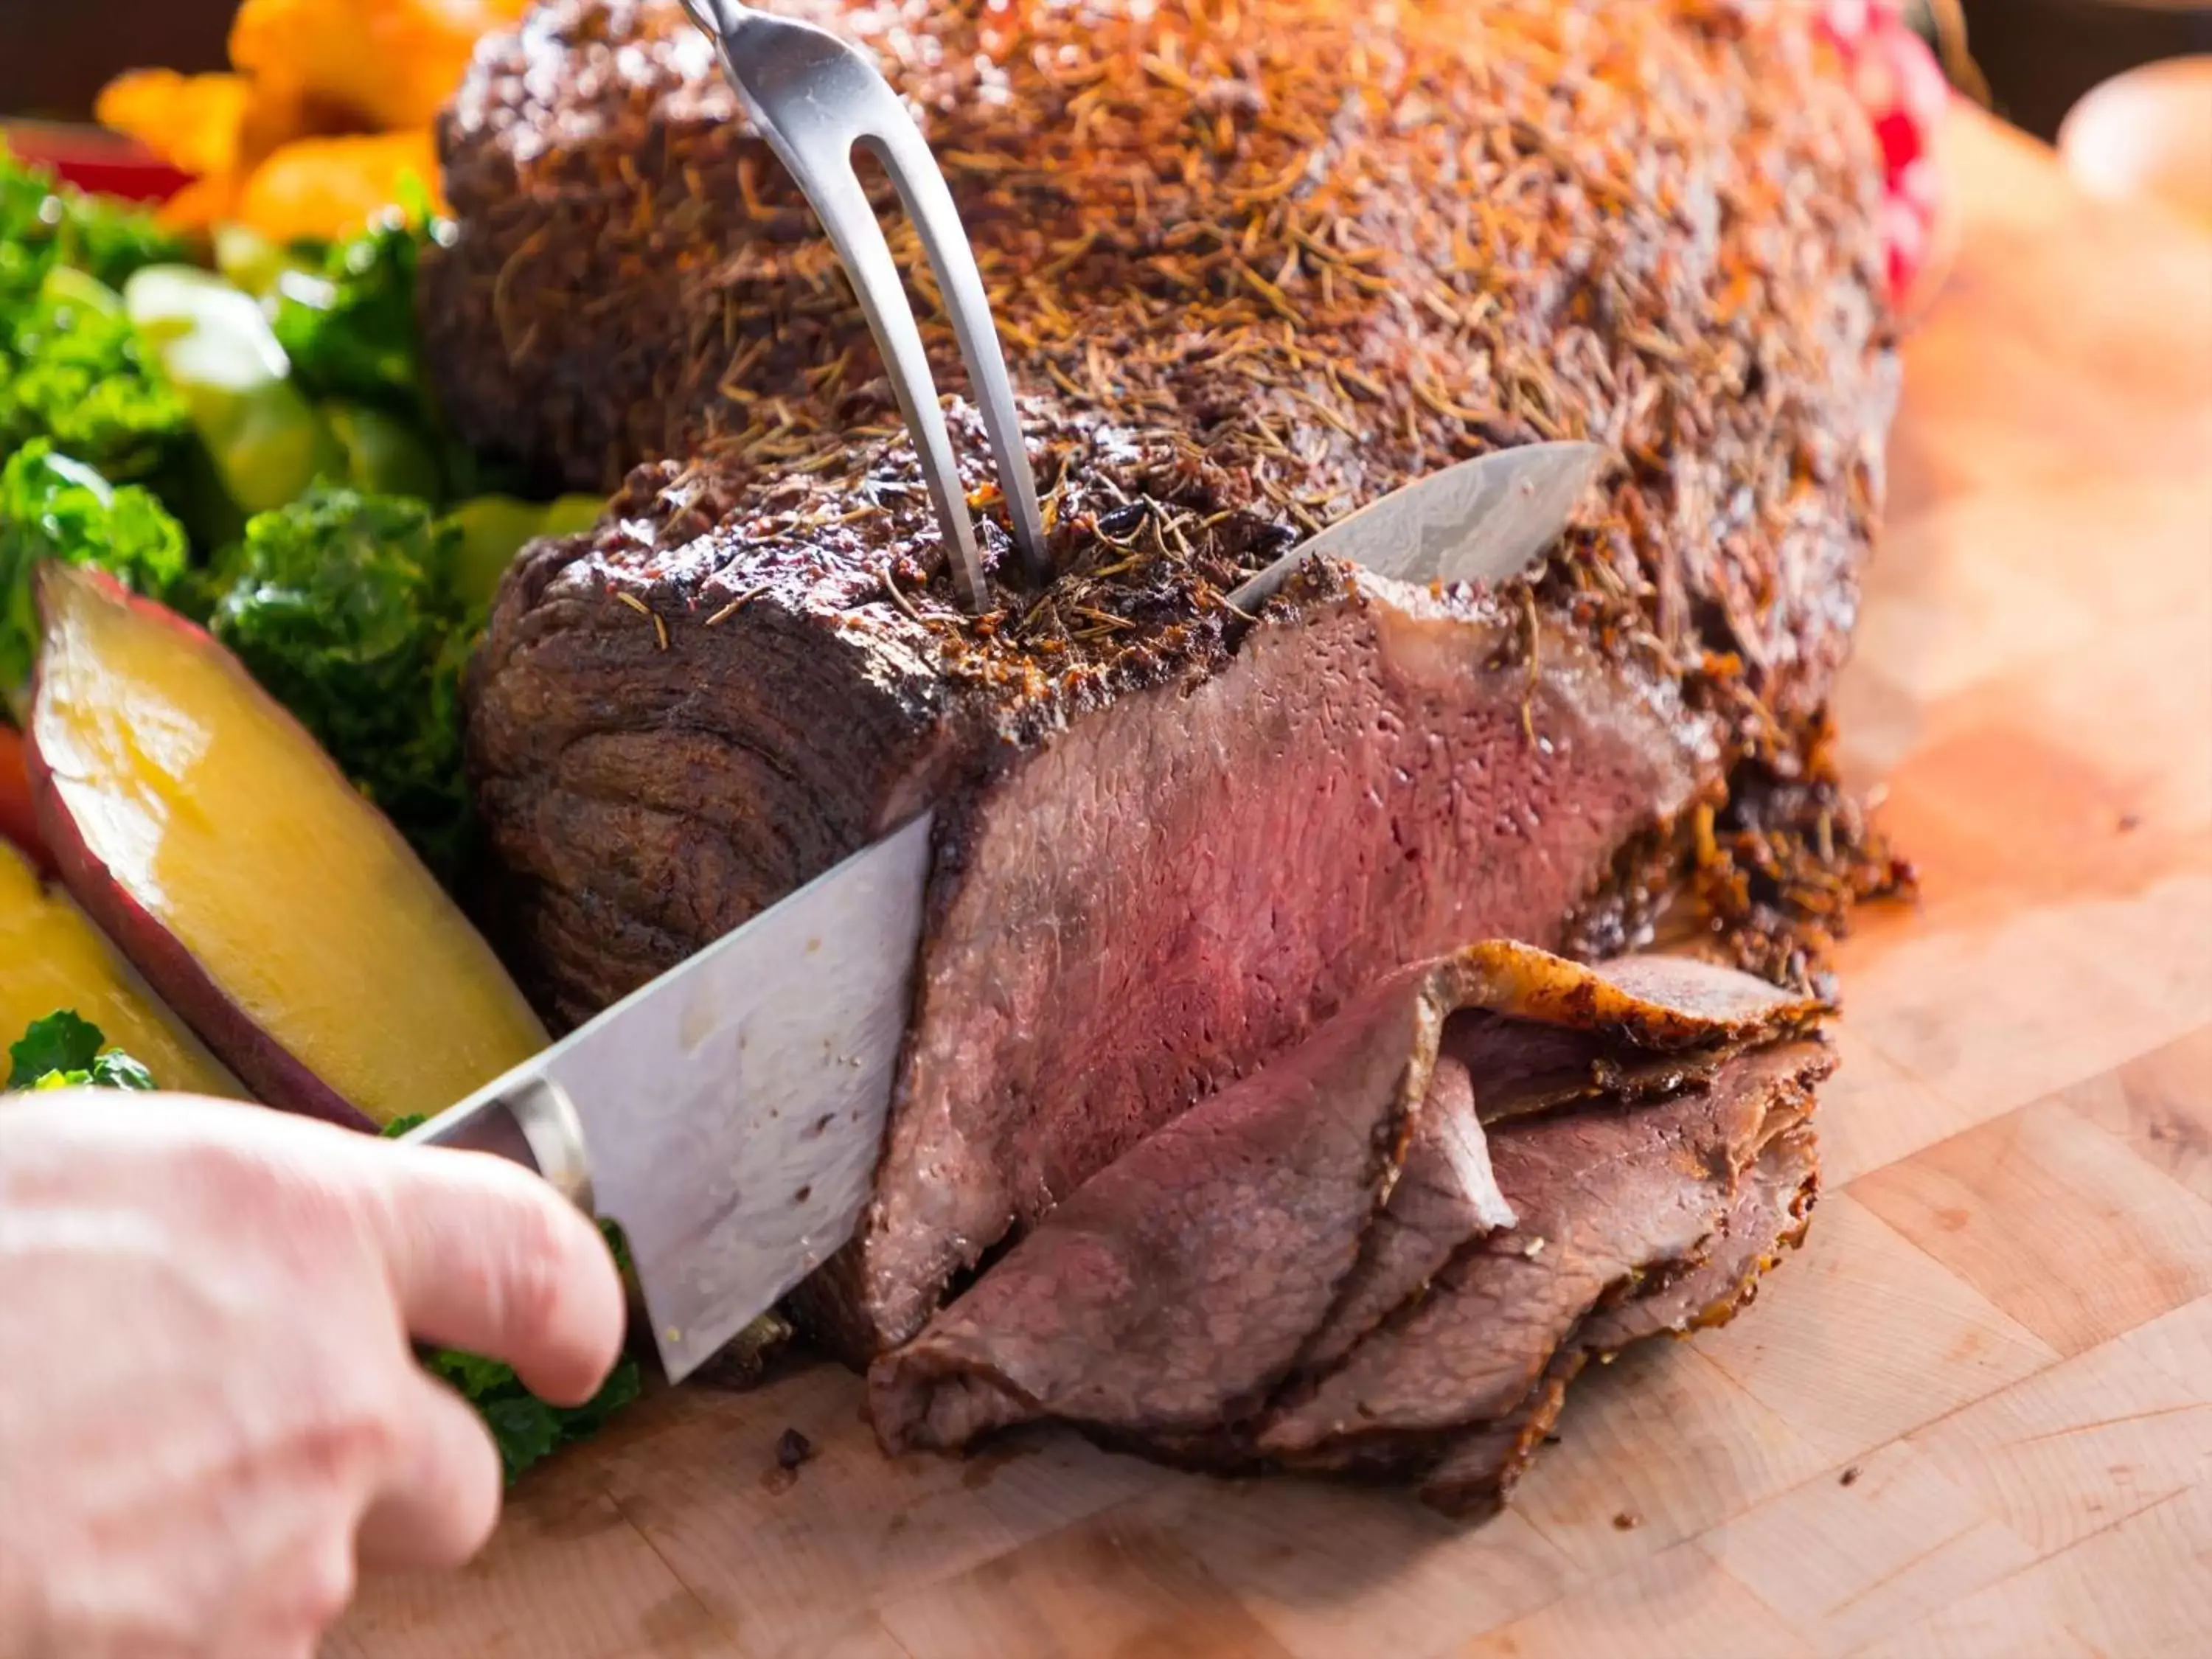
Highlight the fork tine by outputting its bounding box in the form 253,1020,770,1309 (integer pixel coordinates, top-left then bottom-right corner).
686,0,1050,611
862,125,1051,584
761,137,994,612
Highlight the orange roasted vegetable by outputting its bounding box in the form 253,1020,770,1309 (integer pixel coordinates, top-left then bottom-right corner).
95,0,529,242
229,0,533,133
93,71,260,181
237,131,447,246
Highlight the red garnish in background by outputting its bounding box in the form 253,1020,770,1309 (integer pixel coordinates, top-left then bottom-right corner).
1820,1,1952,306
1,120,190,204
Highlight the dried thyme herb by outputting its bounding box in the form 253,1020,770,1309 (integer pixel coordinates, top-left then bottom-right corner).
431,0,1906,975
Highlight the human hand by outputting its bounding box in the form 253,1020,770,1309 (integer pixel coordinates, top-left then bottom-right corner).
0,1090,626,1659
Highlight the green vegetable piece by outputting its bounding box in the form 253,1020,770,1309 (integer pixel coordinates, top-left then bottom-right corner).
445,495,546,609
38,262,124,319
0,153,57,315
87,1050,157,1091
538,495,606,540
52,184,192,296
272,209,441,423
124,265,338,515
324,403,443,501
479,1395,564,1481
7,1010,105,1088
0,148,187,309
0,439,190,698
211,487,474,882
445,493,607,610
6,1010,157,1093
212,224,313,302
424,1346,518,1399
1,265,192,484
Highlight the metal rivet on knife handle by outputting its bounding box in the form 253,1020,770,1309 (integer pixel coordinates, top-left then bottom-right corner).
400,1071,594,1214
503,1075,595,1214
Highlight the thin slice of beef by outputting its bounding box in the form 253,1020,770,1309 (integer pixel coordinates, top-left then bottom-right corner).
1300,1052,1515,1376
872,945,1829,1517
869,953,1507,1453
1258,1042,1832,1463
1416,1121,1820,1520
1579,1121,1820,1356
1416,1349,1589,1520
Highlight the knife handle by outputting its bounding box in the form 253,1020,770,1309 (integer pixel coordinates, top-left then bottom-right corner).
400,1074,597,1214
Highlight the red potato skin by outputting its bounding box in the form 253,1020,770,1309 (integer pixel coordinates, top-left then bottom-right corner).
0,724,52,874
25,566,378,1133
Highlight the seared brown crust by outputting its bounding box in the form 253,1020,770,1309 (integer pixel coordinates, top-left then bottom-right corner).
440,1,1896,1352
444,0,1896,803
451,0,1896,1007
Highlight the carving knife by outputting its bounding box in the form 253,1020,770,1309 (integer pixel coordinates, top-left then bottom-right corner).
1228,439,1607,613
403,438,1607,1382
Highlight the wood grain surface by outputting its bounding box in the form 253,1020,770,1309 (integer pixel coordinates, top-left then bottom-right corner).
335,106,2212,1659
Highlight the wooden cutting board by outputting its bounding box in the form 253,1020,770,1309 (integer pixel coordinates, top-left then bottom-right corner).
334,107,2212,1659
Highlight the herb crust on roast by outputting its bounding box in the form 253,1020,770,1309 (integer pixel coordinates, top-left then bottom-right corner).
429,0,1902,1357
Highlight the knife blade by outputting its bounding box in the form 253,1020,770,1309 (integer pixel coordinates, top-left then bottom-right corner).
1226,439,1607,613
403,441,1604,1384
405,813,934,1382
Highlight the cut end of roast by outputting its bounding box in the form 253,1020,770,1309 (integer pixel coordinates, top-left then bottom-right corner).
434,0,1901,1521
869,944,1830,1519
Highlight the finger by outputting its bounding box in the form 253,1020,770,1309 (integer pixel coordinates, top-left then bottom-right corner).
369,1144,627,1406
355,1365,506,1573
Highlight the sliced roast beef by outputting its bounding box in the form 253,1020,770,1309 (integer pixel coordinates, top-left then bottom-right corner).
830,577,1717,1355
1415,1351,1590,1521
445,0,1896,1360
1256,1041,1832,1461
869,956,1476,1453
1300,1053,1515,1376
1578,1121,1820,1356
872,945,1829,1514
1414,1120,1821,1520
481,543,1717,1358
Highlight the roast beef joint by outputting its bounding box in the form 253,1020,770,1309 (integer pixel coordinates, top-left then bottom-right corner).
425,0,1900,1513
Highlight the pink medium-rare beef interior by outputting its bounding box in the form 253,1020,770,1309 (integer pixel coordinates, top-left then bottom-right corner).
871,943,1830,1516
867,958,1465,1455
843,574,1719,1353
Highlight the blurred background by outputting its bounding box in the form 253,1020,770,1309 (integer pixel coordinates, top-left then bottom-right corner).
2,2,236,123
1953,0,2210,139
0,1,2207,223
0,1,2200,136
